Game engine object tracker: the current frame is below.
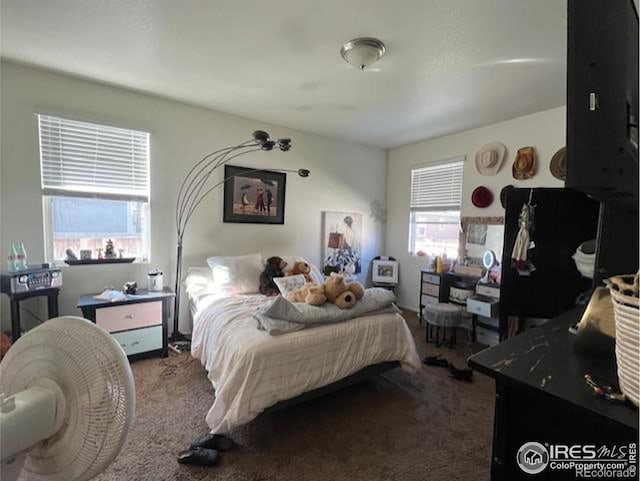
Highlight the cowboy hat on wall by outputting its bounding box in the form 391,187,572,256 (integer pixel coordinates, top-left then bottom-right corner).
475,142,507,176
512,146,537,180
550,146,567,181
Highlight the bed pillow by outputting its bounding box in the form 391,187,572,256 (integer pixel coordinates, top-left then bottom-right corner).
184,267,217,300
280,256,324,284
206,253,264,294
273,274,307,298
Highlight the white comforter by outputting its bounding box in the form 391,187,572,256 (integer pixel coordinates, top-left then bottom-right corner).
191,293,421,434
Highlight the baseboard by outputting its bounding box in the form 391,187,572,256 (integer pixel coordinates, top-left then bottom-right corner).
397,303,418,313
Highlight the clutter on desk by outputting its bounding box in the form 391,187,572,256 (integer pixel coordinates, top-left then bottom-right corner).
124,281,138,295
147,268,164,291
605,272,639,406
584,374,627,404
93,289,127,302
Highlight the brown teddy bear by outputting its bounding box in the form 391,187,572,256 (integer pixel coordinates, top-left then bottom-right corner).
287,261,314,283
324,273,365,309
286,282,327,306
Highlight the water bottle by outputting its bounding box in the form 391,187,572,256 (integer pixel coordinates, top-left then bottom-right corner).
7,242,17,272
16,242,27,270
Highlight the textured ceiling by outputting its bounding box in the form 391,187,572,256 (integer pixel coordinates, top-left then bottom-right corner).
0,0,567,148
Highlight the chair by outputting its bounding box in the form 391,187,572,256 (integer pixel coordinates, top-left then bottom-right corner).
424,302,464,347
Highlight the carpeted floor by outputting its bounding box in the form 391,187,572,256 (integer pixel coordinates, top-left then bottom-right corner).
95,311,495,481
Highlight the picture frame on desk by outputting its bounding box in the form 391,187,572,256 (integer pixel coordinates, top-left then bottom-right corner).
372,259,398,284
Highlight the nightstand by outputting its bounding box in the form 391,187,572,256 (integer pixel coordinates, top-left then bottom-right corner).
77,288,174,360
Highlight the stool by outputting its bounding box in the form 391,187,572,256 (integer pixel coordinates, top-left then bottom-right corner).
424,303,463,348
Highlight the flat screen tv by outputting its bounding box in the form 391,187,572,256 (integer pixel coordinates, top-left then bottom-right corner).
566,0,639,209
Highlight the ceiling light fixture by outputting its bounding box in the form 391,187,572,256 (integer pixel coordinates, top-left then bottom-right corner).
340,37,386,70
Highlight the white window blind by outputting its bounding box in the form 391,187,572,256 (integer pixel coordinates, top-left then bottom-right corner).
38,114,150,202
410,158,464,212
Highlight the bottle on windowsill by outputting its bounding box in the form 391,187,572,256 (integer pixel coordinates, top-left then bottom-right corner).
16,242,27,270
7,242,17,272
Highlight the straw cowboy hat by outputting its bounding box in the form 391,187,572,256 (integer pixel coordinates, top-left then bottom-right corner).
512,146,537,180
550,146,567,181
475,142,506,176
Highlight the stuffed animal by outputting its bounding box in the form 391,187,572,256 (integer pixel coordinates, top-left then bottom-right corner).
287,261,314,283
0,331,11,360
259,256,287,296
286,282,327,306
324,273,365,309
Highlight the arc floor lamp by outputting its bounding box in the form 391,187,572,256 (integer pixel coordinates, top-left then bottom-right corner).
171,130,310,350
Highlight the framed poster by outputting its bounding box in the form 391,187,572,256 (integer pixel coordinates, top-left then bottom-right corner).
322,211,363,274
223,165,286,224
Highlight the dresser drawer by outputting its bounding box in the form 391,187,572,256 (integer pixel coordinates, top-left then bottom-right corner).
96,301,162,333
422,282,440,297
467,296,499,318
421,294,439,306
422,273,440,285
112,325,163,356
476,284,500,299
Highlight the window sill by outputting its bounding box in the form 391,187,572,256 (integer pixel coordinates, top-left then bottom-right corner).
52,260,151,267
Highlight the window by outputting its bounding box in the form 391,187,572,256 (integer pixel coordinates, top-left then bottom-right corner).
38,114,150,261
408,158,463,258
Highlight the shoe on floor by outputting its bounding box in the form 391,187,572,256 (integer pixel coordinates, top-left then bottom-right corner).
190,433,235,452
449,363,474,382
177,447,221,466
423,355,450,368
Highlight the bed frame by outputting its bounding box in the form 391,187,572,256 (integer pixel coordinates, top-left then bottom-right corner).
263,360,400,414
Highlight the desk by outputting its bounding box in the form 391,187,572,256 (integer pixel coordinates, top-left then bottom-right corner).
469,308,638,480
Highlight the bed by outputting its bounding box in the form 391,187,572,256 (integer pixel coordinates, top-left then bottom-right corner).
186,259,421,434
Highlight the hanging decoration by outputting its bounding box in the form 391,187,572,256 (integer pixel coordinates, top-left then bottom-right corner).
511,189,536,275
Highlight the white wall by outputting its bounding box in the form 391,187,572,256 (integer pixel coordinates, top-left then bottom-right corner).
385,107,565,310
0,61,387,332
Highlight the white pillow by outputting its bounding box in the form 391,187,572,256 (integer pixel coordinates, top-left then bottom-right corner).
273,274,307,298
206,253,264,295
184,267,216,299
280,256,324,284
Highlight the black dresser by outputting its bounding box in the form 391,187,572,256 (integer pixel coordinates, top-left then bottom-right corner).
469,308,638,480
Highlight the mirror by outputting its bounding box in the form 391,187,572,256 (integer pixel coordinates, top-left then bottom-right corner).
460,216,505,263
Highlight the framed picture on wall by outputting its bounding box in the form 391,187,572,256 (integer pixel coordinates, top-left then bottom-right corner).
322,211,363,274
223,165,286,224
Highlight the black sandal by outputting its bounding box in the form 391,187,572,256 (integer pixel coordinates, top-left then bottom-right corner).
423,355,450,368
177,447,221,466
190,433,235,452
449,363,474,382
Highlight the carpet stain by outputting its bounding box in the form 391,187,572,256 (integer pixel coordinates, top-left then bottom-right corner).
94,312,494,481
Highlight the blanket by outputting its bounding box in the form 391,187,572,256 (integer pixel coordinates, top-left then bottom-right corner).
254,287,399,334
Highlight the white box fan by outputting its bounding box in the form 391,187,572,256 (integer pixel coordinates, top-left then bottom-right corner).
0,316,135,481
